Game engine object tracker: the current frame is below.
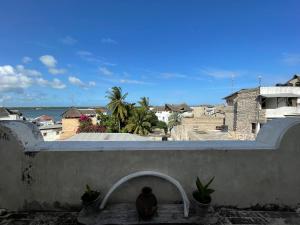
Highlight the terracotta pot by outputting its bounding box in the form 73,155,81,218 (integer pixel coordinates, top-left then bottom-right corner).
192,198,210,215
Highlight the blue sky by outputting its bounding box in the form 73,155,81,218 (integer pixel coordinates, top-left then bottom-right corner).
0,0,300,107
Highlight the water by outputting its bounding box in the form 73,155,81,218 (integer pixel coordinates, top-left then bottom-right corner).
11,107,68,122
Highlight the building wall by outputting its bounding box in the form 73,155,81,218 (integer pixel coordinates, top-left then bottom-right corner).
0,115,20,121
155,111,171,124
61,118,80,139
225,89,267,140
61,117,97,139
41,129,62,141
1,119,300,211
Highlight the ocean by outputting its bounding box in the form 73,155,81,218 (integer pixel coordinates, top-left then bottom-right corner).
11,107,69,122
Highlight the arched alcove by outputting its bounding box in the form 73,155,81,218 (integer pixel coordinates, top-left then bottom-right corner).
99,171,190,217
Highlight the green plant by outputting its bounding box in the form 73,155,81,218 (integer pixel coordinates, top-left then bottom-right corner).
81,185,100,203
193,177,215,204
106,86,129,132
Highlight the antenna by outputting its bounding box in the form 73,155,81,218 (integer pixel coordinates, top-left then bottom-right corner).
231,74,235,92
258,75,262,87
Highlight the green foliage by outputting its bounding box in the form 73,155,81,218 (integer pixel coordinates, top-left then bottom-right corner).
106,87,129,132
168,112,181,131
81,185,100,203
125,108,152,135
193,177,215,204
97,112,119,133
104,88,160,136
138,97,150,110
154,121,168,134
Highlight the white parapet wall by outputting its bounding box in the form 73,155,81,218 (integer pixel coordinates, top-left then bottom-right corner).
1,119,300,211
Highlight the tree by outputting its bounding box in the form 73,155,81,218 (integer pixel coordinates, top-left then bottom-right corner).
154,121,168,134
168,112,181,131
125,108,152,136
138,97,150,110
97,112,119,133
106,87,128,132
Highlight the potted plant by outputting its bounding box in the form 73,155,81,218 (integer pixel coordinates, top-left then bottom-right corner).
192,176,215,214
81,185,101,213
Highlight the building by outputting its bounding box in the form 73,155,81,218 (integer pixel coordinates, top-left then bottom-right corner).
33,115,55,126
151,103,193,124
60,107,97,139
224,75,300,140
39,124,62,141
0,108,23,120
191,105,225,118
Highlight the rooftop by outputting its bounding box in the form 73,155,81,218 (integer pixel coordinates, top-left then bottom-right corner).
63,133,155,141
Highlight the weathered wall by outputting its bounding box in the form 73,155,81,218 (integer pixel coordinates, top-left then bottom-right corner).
171,117,224,140
225,89,267,140
1,119,300,211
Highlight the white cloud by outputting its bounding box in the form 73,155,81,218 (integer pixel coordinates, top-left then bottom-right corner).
0,65,33,93
39,55,57,67
16,65,42,77
201,68,240,79
103,78,152,85
99,67,113,76
76,50,116,66
160,72,187,79
22,56,32,64
282,53,300,66
101,38,117,44
60,36,77,45
37,78,66,89
39,55,66,75
0,64,66,93
51,78,66,89
48,68,66,75
68,76,96,89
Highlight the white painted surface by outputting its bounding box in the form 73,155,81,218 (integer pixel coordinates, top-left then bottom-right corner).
155,111,171,124
260,86,300,97
265,106,300,118
100,171,190,217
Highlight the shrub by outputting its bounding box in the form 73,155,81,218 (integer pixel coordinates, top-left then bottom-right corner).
77,124,106,133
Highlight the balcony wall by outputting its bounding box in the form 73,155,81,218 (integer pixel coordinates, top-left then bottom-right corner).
265,106,300,118
1,119,300,211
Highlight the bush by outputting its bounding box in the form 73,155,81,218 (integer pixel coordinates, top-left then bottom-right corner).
77,124,106,133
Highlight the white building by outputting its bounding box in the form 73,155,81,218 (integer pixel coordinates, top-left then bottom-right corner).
151,103,193,124
33,115,55,126
39,124,62,141
0,108,23,120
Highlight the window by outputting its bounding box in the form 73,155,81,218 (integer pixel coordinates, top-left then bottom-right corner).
251,123,256,134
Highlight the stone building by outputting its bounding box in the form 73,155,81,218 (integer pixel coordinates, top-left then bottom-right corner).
224,88,265,140
224,75,300,140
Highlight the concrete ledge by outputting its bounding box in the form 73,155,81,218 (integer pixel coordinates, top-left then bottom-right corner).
3,118,299,152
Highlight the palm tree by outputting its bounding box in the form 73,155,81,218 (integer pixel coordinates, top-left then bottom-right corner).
106,87,128,132
138,97,150,110
125,108,152,136
168,112,181,131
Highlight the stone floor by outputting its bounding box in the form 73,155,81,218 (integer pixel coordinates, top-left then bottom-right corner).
0,208,299,225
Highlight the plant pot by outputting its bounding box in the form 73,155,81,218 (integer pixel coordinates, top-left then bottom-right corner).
192,198,210,215
82,195,101,214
